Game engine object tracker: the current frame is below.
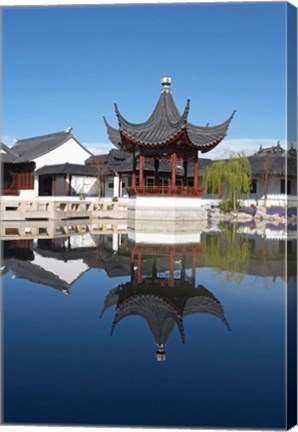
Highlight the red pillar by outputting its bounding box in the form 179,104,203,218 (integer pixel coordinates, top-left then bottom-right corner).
132,149,137,189
194,155,199,191
137,253,143,284
132,150,136,189
169,253,174,288
171,152,177,190
139,155,145,189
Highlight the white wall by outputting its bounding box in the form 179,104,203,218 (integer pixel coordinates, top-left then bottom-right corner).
33,137,91,169
104,174,129,198
18,138,92,198
33,252,89,286
104,176,114,198
70,176,99,196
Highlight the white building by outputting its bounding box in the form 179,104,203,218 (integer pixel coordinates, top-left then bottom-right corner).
1,128,99,198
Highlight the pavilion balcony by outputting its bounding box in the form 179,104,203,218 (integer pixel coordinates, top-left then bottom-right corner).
127,185,203,197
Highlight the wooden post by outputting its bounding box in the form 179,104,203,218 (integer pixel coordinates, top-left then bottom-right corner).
154,159,159,186
139,154,145,189
169,252,174,288
194,155,199,191
132,149,136,189
52,175,56,196
68,175,72,196
183,159,188,186
137,253,142,284
63,174,67,196
171,152,177,190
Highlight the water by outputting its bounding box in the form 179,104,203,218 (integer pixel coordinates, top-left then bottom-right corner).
2,223,296,428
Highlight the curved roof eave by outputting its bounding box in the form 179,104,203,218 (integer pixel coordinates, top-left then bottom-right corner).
103,116,122,148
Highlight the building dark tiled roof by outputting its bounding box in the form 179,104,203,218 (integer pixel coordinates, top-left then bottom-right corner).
249,143,297,177
35,163,97,177
104,77,235,152
9,129,93,163
1,142,19,162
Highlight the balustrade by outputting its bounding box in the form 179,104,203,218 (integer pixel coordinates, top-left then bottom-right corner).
127,185,203,197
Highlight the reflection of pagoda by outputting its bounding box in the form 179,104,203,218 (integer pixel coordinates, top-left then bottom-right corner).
101,242,230,361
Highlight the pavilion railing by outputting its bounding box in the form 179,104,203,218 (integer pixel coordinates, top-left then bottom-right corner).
127,185,203,197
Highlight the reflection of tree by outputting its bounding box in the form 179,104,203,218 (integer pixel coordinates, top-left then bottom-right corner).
201,223,251,283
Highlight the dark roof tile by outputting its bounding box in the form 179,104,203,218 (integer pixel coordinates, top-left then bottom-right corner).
35,163,97,176
10,129,92,162
104,78,235,151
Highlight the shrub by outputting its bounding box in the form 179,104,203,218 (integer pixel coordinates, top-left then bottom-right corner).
219,200,240,213
112,196,118,202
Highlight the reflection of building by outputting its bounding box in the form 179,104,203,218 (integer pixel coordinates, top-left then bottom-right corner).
2,238,92,293
101,241,230,361
1,233,132,288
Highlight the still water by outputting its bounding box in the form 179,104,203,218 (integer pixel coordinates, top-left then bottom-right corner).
2,222,296,428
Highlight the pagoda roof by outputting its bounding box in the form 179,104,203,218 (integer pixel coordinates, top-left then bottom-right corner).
104,77,235,152
101,281,230,347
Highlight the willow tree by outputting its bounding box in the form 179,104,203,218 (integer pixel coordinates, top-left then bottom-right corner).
202,152,252,211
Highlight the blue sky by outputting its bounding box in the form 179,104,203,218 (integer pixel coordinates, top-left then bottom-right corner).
1,2,291,157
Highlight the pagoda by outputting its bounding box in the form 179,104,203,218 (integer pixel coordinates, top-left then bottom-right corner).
104,76,235,198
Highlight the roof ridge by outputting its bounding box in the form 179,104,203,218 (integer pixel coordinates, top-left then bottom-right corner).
14,129,70,145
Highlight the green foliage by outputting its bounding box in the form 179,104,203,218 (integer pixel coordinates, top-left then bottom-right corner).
201,223,251,283
219,200,240,213
112,196,118,202
202,152,252,211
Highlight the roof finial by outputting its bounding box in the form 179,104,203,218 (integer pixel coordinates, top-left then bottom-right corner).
155,344,166,362
161,76,171,93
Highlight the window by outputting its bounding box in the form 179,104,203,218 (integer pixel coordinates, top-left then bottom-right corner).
280,179,291,195
250,179,257,194
146,177,154,186
122,182,126,188
108,183,113,188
